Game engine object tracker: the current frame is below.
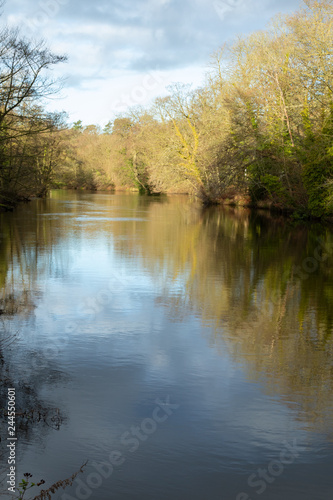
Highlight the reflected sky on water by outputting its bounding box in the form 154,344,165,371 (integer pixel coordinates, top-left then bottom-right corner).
0,191,333,499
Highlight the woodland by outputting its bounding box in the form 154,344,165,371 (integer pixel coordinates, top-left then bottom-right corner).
0,0,333,218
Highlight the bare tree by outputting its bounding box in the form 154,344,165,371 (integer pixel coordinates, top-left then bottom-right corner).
0,18,67,206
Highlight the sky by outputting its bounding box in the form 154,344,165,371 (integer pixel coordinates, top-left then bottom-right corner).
2,0,303,127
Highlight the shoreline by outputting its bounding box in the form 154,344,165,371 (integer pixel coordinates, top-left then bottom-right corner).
2,188,333,224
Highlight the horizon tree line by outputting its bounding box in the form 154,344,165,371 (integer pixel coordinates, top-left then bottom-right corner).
1,0,333,219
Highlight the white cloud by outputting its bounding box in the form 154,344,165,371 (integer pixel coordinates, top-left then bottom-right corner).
46,64,206,126
1,0,303,124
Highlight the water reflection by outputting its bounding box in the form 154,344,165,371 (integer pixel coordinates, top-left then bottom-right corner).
0,199,69,493
0,191,332,499
112,202,333,437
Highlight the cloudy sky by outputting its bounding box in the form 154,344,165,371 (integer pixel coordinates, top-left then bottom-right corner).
3,0,302,126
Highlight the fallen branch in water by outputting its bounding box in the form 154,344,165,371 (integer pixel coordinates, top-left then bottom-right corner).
31,461,88,500
16,461,88,500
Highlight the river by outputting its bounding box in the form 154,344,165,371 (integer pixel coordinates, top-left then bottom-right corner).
0,190,333,499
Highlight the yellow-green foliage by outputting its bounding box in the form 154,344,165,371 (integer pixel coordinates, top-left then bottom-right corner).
55,0,333,216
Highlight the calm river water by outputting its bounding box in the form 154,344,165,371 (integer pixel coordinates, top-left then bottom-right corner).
1,191,333,500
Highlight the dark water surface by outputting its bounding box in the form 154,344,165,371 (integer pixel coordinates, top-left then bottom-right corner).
1,191,333,500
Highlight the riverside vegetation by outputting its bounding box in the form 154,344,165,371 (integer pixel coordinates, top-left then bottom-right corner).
1,0,333,218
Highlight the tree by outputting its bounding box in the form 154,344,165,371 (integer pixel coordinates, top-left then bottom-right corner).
43,0,333,217
103,121,112,134
72,120,83,131
0,20,67,207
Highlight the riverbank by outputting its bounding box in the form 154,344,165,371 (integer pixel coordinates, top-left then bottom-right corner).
3,187,333,223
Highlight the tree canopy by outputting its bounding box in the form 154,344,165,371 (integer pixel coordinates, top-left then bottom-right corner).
1,0,333,219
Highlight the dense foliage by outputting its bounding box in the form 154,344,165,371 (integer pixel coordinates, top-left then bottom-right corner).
0,14,67,209
1,0,333,217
